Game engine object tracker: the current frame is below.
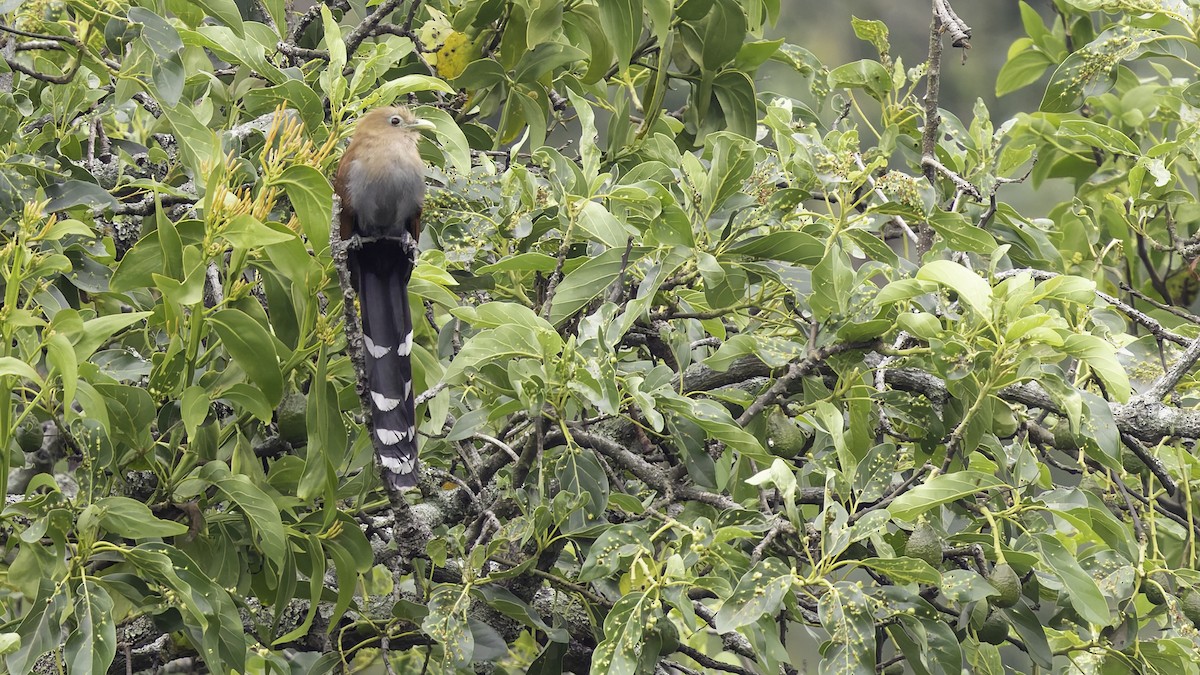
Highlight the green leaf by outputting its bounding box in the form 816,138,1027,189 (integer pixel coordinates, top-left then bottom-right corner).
475,253,559,275
476,586,569,643
1060,334,1131,403
525,0,562,44
828,59,892,101
72,312,152,362
853,443,897,503
713,558,791,632
209,308,283,407
938,569,997,603
697,0,746,70
705,334,804,371
927,211,998,254
592,591,652,674
129,7,183,57
571,5,614,84
858,557,942,586
64,580,116,674
713,70,758,139
371,74,455,103
443,323,562,383
818,581,876,674
220,214,295,250
5,578,66,674
320,5,347,105
273,165,333,250
1058,119,1140,156
548,246,649,326
45,332,77,407
599,0,642,71
702,131,757,218
851,16,889,55
578,524,653,582
996,45,1052,97
299,348,344,501
165,105,221,179
888,471,1004,520
0,357,42,383
662,396,769,461
883,588,962,675
44,180,118,212
1078,390,1121,470
1039,27,1156,113
190,0,244,36
514,43,587,84
220,382,275,423
180,385,209,440
916,260,993,318
199,462,288,566
416,105,472,174
423,585,474,668
575,200,637,248
272,534,326,645
1001,604,1052,668
244,82,324,132
93,496,189,538
735,38,784,70
1034,534,1111,625
556,447,609,533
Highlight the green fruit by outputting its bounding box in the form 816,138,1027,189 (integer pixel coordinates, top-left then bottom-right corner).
988,563,1022,608
882,663,905,675
1181,590,1200,627
765,409,807,458
976,611,1009,645
991,405,1018,438
277,391,308,444
904,522,943,568
14,421,41,453
1144,571,1173,605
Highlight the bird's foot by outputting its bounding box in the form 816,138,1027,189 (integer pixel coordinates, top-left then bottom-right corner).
345,233,420,255
344,234,380,251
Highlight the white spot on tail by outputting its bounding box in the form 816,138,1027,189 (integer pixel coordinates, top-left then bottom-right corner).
380,453,416,475
377,428,406,445
364,335,390,358
404,380,411,399
397,331,413,356
371,391,401,412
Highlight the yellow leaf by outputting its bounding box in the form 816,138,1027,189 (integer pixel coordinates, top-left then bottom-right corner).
436,31,477,80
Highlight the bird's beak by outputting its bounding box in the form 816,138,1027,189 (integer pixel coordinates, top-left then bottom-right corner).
409,118,436,132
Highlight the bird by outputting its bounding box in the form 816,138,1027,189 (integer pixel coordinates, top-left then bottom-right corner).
334,106,434,490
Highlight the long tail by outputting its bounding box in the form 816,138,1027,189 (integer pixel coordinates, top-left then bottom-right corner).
349,239,419,490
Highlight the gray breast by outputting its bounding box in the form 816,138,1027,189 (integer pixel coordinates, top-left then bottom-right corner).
346,156,426,237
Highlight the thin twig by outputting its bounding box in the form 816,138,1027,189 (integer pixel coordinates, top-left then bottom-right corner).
918,0,944,255
473,433,520,463
736,340,880,426
675,645,755,675
342,0,406,72
922,156,982,200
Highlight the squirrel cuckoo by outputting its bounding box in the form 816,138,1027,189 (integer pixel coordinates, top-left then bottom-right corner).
335,106,434,490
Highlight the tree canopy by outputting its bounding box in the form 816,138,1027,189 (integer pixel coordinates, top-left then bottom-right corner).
4,0,1200,673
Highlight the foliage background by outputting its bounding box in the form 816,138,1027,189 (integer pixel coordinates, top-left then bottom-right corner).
4,0,1200,673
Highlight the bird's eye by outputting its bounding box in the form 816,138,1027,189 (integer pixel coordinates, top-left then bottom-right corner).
389,115,402,126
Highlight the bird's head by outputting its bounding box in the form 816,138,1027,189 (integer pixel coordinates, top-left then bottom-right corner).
356,106,436,139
